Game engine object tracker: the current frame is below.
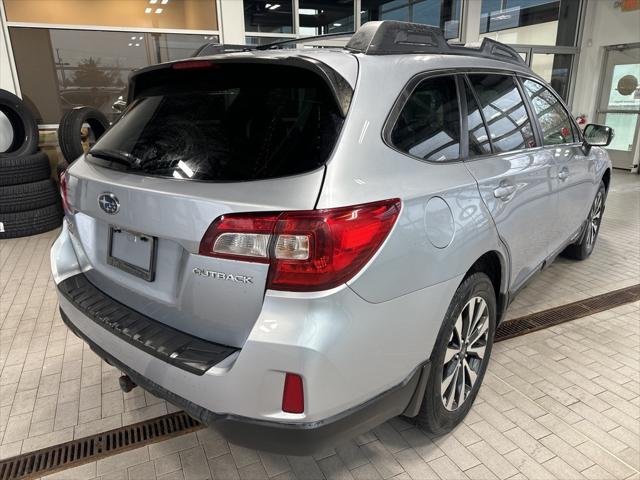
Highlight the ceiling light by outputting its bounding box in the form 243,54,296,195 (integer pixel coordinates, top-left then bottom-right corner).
131,36,136,40
135,43,140,46
155,7,163,13
269,4,280,9
333,23,342,26
128,43,133,46
149,0,157,3
145,7,152,13
139,36,143,40
161,0,169,3
266,3,271,7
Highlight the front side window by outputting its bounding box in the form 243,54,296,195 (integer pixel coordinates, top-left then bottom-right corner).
467,74,536,153
522,79,576,145
390,76,461,162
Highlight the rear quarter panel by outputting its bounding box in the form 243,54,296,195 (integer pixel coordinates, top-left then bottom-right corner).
317,54,512,304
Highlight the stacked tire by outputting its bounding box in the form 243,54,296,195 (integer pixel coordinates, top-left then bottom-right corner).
56,106,110,177
0,89,62,239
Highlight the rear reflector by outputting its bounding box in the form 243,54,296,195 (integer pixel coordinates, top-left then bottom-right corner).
59,171,75,215
282,373,304,414
199,199,401,291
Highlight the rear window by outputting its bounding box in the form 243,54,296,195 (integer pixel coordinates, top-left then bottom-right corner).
88,64,345,181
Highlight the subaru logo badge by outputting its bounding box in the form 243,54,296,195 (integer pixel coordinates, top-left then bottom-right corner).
98,193,120,215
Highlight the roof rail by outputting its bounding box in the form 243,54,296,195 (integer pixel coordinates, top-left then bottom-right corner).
345,20,526,66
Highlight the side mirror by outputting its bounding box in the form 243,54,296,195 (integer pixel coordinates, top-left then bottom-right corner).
583,123,614,147
112,96,127,114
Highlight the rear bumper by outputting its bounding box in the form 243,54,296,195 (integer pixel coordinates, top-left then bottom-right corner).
60,305,427,454
52,220,458,453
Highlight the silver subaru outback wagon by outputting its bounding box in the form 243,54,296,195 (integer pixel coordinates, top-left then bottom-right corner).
51,21,613,454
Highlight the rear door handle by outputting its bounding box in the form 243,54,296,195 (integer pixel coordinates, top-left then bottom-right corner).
558,168,569,181
493,185,516,199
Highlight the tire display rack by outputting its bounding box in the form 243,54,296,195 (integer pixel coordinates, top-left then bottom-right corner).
0,89,62,239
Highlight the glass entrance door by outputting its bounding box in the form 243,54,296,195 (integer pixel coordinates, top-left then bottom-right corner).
597,45,640,170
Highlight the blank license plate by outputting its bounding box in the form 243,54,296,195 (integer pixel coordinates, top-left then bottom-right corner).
107,226,157,282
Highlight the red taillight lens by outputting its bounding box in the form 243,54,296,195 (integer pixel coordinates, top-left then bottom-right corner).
59,172,74,215
282,373,304,414
198,199,401,292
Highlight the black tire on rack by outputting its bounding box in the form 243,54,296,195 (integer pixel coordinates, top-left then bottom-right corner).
0,89,39,157
0,151,51,186
58,106,109,163
0,202,62,239
0,179,59,214
0,152,51,186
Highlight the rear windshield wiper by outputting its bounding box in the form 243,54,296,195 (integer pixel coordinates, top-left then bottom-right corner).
88,149,141,168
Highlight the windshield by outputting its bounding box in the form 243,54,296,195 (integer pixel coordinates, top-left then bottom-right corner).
89,64,345,181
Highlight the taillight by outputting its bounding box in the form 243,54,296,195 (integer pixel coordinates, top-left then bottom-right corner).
199,199,401,292
199,213,279,264
59,172,75,215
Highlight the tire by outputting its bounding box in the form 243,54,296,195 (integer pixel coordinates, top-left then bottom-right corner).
0,179,59,214
416,272,496,435
562,181,606,261
0,89,39,157
0,151,51,186
58,106,109,163
0,202,62,239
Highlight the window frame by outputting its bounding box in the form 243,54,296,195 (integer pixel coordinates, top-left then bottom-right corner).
382,69,465,164
383,67,583,165
464,71,543,155
515,74,583,146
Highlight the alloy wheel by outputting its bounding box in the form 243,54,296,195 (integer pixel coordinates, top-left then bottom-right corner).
441,296,490,411
586,190,604,250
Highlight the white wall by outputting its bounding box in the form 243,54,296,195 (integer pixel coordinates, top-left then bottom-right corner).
0,7,17,95
572,0,640,119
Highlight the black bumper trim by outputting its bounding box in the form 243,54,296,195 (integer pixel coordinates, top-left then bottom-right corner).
57,273,238,375
60,307,429,455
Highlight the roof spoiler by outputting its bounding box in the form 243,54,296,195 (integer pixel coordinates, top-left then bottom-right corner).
345,20,526,66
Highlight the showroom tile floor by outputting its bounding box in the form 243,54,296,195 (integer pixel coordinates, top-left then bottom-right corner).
0,171,638,479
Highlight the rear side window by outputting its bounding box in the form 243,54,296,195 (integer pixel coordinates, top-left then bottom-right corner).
467,74,537,153
390,75,460,162
88,64,345,181
522,79,576,145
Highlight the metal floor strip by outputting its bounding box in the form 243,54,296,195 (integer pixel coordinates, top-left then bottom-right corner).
495,284,640,342
0,412,203,480
1,286,638,479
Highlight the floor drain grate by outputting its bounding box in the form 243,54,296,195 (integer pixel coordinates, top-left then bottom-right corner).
496,284,640,342
0,411,203,480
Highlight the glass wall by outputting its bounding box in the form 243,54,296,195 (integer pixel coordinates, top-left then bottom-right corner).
244,0,294,34
4,0,218,31
480,0,579,46
361,0,462,39
299,0,354,35
245,35,292,46
9,28,213,124
530,53,573,101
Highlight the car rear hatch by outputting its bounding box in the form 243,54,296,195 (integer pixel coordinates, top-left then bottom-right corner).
62,54,355,349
